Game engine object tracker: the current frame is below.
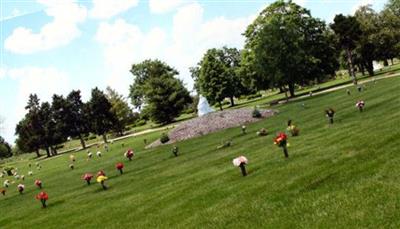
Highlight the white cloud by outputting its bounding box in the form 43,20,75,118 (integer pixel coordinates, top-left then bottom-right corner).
1,66,72,143
95,19,166,94
95,3,253,94
90,0,139,19
149,0,186,14
293,0,307,7
4,0,87,54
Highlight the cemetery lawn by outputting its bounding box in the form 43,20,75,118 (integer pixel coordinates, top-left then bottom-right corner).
1,76,400,228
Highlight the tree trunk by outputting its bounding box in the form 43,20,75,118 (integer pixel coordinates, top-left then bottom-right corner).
383,59,388,66
35,149,41,158
390,58,394,65
45,147,51,157
79,134,86,149
366,60,374,76
345,48,357,85
288,83,295,98
218,102,223,111
359,64,365,76
102,134,108,144
230,96,235,107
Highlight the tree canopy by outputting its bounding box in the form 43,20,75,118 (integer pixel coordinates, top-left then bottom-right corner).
129,59,192,124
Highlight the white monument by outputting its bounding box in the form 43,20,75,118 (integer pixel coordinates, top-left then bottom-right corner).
197,95,214,116
373,61,383,71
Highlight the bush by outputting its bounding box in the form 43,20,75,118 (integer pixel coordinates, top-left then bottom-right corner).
246,93,262,100
252,108,262,118
135,119,147,127
88,134,97,140
160,133,170,144
257,128,268,136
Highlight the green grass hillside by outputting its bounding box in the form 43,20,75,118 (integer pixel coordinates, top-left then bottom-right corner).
1,76,399,228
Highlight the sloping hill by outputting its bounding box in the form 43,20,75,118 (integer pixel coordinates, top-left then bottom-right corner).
0,76,399,228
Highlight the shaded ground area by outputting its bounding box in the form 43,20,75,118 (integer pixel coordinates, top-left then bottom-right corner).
147,108,277,148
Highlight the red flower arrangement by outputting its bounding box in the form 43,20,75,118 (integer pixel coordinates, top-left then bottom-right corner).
36,191,48,208
116,162,124,174
35,179,42,189
274,133,289,158
125,149,134,161
82,173,94,185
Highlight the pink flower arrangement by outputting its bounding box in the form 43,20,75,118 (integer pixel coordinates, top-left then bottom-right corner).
125,149,134,161
36,192,48,208
82,173,94,185
17,184,25,194
35,180,42,189
97,170,106,177
356,100,365,112
116,162,124,174
232,156,248,176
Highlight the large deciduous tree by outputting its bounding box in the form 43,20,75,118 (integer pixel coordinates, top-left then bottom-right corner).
331,14,362,84
243,0,338,97
87,88,118,143
106,86,135,136
194,47,247,109
0,136,12,159
129,59,192,124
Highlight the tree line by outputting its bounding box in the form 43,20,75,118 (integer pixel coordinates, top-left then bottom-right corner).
8,0,399,158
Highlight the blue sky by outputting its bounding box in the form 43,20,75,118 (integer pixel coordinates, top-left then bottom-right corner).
0,0,386,143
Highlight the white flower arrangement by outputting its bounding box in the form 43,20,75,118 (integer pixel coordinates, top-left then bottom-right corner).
88,152,93,158
96,151,102,157
232,156,248,167
28,171,33,176
3,180,10,187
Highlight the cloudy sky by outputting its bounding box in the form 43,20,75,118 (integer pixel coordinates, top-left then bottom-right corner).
0,0,386,143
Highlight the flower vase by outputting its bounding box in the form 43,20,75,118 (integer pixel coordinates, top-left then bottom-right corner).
239,163,247,176
41,200,47,208
282,145,289,158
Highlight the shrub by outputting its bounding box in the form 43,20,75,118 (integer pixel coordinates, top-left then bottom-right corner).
160,133,170,144
135,119,147,127
252,108,262,118
257,128,268,136
246,93,262,100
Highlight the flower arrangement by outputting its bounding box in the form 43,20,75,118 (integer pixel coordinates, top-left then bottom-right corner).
87,152,93,158
82,173,93,185
35,180,42,189
274,133,289,158
97,170,106,177
3,180,9,188
325,108,335,124
241,125,247,134
14,174,20,180
217,140,232,149
287,120,300,137
70,155,76,162
1,189,5,196
232,156,248,176
125,149,134,161
252,108,262,118
257,128,268,136
356,100,365,112
116,162,124,174
17,184,25,194
69,164,74,170
36,192,48,208
172,146,179,157
28,171,33,176
97,175,108,190
21,175,25,180
96,151,102,157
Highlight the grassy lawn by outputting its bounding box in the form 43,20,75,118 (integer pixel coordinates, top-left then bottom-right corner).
1,75,399,228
